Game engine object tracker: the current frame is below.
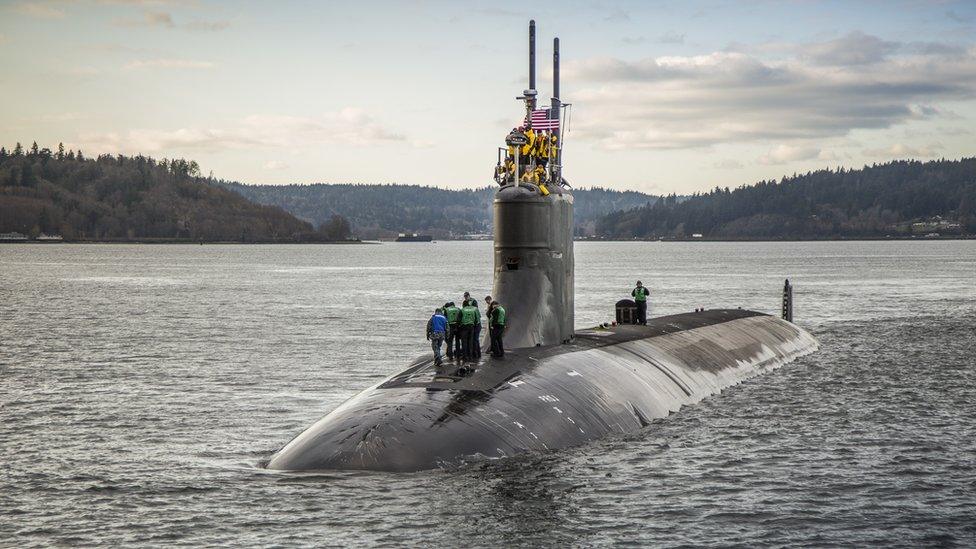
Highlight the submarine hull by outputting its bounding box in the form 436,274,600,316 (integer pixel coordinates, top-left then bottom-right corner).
266,309,818,472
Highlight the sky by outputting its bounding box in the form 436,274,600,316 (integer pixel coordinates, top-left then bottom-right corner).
1,0,975,195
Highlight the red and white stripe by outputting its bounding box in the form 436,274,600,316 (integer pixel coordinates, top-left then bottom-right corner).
523,108,560,131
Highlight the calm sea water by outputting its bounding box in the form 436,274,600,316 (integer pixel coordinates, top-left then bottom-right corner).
2,241,974,547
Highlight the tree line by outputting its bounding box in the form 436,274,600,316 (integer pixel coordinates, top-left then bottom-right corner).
596,158,976,239
0,143,352,242
220,181,655,239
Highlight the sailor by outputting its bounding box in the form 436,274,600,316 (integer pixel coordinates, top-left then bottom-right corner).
489,300,506,358
537,132,549,166
459,299,478,360
632,281,649,325
426,308,449,365
471,298,483,359
443,301,461,359
521,128,536,159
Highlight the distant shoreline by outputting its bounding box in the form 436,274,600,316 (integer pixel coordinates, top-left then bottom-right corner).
0,239,371,245
2,236,972,245
574,235,975,242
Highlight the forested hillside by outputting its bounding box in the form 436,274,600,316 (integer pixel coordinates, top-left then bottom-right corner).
596,159,976,239
0,143,330,242
221,182,655,239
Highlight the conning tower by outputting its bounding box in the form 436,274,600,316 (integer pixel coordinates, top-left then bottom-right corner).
492,21,573,348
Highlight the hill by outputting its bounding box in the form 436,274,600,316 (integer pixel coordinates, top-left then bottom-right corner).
0,143,334,242
220,182,656,239
596,158,976,239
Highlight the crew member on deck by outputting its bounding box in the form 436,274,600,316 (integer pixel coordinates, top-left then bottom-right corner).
444,301,461,359
426,308,448,366
632,281,649,325
459,299,478,360
471,298,483,359
489,300,506,358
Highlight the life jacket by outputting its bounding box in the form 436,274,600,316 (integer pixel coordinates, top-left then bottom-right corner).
633,287,648,302
493,305,506,326
538,134,549,158
521,129,535,156
445,306,461,324
460,305,478,326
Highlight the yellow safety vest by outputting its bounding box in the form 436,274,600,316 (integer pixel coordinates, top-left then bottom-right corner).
521,130,535,156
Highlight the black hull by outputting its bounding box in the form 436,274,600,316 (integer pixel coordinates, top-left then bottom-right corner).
266,309,818,472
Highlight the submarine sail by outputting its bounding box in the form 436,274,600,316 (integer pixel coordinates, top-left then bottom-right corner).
265,21,819,472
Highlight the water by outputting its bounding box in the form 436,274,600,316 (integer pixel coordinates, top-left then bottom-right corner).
2,241,974,547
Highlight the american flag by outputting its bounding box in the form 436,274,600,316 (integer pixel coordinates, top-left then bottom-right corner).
524,108,560,131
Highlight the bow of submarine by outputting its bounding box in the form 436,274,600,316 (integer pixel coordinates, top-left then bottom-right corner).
265,309,818,472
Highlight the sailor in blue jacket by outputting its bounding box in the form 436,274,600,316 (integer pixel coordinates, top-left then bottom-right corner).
426,308,449,366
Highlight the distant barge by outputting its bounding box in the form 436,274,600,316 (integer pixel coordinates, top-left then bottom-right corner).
396,233,433,242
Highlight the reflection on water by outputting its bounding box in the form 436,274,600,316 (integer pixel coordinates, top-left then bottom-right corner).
1,241,974,546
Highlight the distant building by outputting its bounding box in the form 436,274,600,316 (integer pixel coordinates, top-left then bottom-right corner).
36,233,64,241
0,232,28,241
692,233,703,238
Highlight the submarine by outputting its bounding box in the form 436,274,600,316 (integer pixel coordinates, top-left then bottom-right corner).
266,21,819,472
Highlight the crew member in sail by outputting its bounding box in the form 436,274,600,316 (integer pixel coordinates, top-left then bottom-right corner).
632,281,649,325
426,308,449,366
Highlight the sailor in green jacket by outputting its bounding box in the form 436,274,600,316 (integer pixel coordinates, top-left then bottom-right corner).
632,280,649,325
488,300,506,358
443,302,461,359
459,299,479,360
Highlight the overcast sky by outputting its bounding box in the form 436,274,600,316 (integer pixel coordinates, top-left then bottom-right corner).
2,0,975,194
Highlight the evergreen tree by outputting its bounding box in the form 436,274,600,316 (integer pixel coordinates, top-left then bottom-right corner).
30,141,39,155
57,142,65,160
13,142,23,156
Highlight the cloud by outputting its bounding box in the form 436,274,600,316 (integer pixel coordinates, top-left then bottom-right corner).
758,145,821,165
562,35,976,150
604,9,630,22
74,108,407,154
263,160,288,170
863,143,942,158
801,31,898,66
114,10,229,31
37,112,86,122
946,10,973,24
97,0,193,5
123,58,215,70
184,20,229,31
13,2,65,19
712,159,743,169
658,31,685,45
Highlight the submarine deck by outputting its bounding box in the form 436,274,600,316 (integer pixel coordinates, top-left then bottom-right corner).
382,308,765,392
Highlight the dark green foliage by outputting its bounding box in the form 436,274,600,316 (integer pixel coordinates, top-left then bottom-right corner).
596,158,976,239
0,147,314,241
220,182,655,239
318,214,353,240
